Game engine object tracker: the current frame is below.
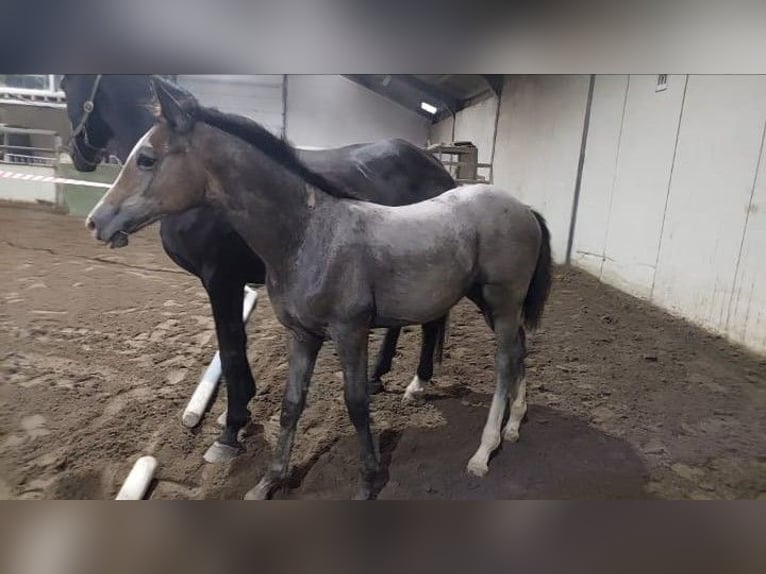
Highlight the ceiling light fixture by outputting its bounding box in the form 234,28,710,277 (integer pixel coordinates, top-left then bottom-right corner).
420,101,437,114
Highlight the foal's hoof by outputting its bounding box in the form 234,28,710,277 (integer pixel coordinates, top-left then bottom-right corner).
203,441,243,464
503,428,520,443
353,489,375,501
244,479,276,500
466,456,489,478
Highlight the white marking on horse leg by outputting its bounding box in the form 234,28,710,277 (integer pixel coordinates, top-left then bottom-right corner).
466,389,506,477
402,375,428,403
503,377,527,443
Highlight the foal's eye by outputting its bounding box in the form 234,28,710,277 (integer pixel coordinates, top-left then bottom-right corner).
136,153,157,170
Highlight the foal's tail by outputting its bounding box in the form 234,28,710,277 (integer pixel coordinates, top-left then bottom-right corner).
523,210,553,331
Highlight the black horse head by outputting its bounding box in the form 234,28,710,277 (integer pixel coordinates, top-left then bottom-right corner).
60,75,156,171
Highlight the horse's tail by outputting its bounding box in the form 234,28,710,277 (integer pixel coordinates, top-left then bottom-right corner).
523,210,553,331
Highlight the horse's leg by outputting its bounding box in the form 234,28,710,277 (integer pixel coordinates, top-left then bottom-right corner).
245,333,322,500
333,325,381,500
402,317,445,403
466,286,525,477
502,327,528,443
368,327,401,394
204,277,255,462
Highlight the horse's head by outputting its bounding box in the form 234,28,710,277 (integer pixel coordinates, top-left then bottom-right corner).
61,75,113,172
85,78,208,248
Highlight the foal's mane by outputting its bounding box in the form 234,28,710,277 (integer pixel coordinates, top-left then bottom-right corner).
196,106,359,200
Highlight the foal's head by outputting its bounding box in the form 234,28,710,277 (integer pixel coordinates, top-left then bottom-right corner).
85,79,208,247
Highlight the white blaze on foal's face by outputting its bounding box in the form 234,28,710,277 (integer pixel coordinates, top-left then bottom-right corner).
104,122,207,218
109,129,159,210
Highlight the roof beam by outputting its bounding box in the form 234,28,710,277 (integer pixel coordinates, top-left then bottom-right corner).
397,75,461,113
481,75,504,98
341,74,436,120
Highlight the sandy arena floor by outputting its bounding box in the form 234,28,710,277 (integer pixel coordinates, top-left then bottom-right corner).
1,204,764,499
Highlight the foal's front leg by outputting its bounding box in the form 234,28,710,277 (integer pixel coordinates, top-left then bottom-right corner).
244,333,322,500
333,325,381,500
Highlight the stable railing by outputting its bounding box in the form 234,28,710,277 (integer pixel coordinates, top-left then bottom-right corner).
427,141,493,185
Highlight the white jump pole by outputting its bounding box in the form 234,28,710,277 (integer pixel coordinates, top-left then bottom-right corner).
182,286,258,428
115,456,158,500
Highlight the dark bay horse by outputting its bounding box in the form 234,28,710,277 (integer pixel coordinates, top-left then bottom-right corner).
61,75,455,461
86,79,553,499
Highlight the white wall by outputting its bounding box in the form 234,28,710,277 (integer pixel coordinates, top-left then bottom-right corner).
574,75,687,299
285,75,429,148
452,95,499,165
573,74,766,354
430,73,766,353
651,75,766,351
178,75,430,148
429,76,591,262
727,127,766,350
429,95,499,182
429,116,453,148
492,75,591,262
0,163,56,204
571,75,628,277
177,75,285,136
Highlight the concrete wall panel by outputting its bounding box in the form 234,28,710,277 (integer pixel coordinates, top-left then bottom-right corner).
492,75,590,261
285,75,429,148
652,75,766,351
572,75,629,276
599,75,687,299
727,130,766,351
453,95,499,165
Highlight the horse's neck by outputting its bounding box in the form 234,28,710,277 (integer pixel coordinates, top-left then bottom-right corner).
201,131,328,276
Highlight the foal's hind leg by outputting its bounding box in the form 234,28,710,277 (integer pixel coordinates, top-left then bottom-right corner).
245,333,322,500
466,287,525,477
503,328,528,443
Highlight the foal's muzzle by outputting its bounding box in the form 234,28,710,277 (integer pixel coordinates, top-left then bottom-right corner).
85,204,130,248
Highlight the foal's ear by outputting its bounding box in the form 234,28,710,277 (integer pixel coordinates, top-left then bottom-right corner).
151,77,197,134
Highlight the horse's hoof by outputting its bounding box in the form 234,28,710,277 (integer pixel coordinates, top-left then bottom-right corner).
402,390,426,405
503,428,520,443
402,375,428,404
368,380,385,395
244,480,274,500
466,456,489,478
353,488,375,500
203,441,243,464
216,412,227,427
